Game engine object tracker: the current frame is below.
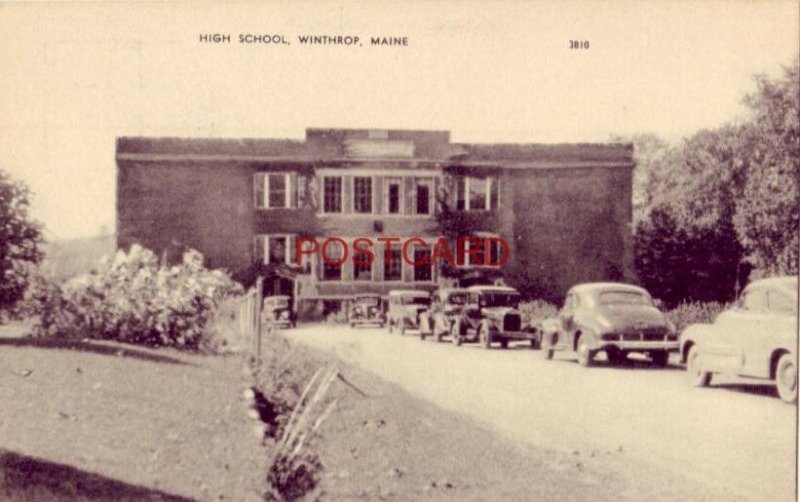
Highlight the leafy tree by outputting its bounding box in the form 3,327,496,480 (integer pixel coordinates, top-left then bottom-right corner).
0,169,43,312
734,62,799,276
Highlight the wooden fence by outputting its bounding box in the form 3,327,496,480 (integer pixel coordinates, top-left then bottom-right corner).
235,277,265,364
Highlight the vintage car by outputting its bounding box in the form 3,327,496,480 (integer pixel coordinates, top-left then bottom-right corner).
262,295,295,329
541,283,678,367
386,289,431,335
449,285,538,348
348,293,385,328
419,288,468,342
680,276,798,404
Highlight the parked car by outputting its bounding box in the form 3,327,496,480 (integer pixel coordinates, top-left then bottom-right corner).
450,285,538,349
419,288,468,342
349,293,385,328
262,295,295,328
386,290,431,335
540,282,678,367
680,276,798,404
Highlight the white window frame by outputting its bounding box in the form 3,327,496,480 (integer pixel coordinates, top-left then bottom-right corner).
461,234,502,268
258,173,292,209
462,176,497,211
321,175,344,214
384,177,404,215
411,242,434,282
258,234,294,265
321,239,345,281
413,177,434,216
352,176,375,214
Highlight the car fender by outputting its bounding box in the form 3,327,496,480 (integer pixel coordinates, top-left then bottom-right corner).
679,323,715,362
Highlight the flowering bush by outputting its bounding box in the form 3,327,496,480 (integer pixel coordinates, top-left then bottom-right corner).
24,245,242,350
665,301,729,333
518,299,559,322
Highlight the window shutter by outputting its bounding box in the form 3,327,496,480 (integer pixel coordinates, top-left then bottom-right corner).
254,235,266,264
254,173,266,208
287,235,296,266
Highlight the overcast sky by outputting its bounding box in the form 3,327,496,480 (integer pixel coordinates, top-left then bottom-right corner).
0,1,797,239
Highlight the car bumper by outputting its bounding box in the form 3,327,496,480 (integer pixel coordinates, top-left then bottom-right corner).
499,330,540,341
600,341,679,351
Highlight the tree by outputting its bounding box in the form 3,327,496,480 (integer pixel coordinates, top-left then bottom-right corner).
734,62,799,276
0,169,43,312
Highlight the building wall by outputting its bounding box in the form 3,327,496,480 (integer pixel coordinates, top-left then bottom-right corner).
117,160,255,276
116,132,634,306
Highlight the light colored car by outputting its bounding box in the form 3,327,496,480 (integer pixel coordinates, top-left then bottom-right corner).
541,282,678,367
386,289,431,335
680,276,798,404
419,288,468,342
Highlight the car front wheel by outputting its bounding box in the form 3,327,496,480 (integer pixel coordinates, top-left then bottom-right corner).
576,336,594,367
775,354,797,404
687,346,711,387
479,323,492,349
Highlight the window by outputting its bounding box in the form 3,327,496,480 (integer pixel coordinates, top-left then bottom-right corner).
254,173,292,209
384,244,402,281
413,245,433,282
768,291,797,314
456,176,499,211
323,176,343,213
385,177,402,214
254,235,294,265
414,177,433,215
354,256,372,281
268,236,287,265
469,177,487,211
322,240,344,281
353,177,373,213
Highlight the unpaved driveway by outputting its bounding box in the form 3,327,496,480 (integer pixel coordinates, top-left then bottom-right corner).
293,324,797,502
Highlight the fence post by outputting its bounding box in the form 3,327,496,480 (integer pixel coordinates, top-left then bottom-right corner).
255,277,264,366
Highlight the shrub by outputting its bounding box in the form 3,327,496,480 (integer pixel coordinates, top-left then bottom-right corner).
665,301,729,333
518,299,559,322
24,244,242,350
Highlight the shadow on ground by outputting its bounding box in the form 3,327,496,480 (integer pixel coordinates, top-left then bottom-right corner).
713,383,780,399
0,336,192,365
0,449,194,501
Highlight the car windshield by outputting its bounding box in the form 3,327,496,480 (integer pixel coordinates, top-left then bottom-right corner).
446,293,467,305
482,293,520,308
401,296,431,306
598,291,652,306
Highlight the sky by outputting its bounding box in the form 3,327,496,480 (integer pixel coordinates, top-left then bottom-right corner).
0,0,797,240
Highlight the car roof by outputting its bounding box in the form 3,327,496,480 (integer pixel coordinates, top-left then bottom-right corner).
568,282,649,295
745,275,798,293
466,285,519,293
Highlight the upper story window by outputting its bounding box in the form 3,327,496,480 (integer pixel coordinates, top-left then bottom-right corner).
455,176,499,211
384,177,403,214
414,177,433,215
353,176,373,214
254,173,293,209
323,176,343,213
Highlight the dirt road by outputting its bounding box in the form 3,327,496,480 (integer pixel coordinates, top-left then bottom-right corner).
293,324,797,502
